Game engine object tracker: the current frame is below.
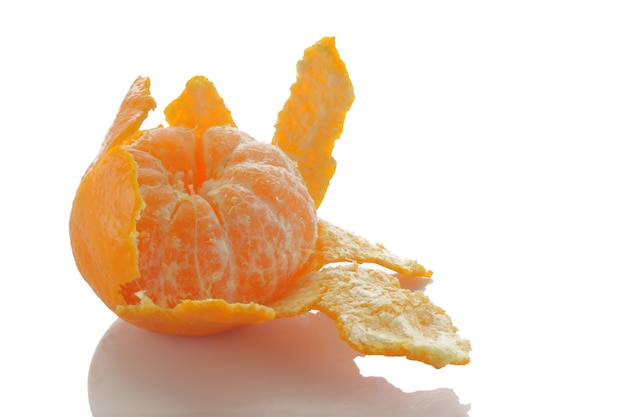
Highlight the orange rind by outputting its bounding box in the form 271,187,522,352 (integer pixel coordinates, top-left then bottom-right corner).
272,37,354,208
70,37,470,368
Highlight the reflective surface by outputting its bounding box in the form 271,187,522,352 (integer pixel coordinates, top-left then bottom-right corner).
89,314,469,416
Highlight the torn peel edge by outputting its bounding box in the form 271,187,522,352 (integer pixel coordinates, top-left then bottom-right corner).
115,292,276,336
303,219,433,279
273,264,471,369
97,77,156,167
272,37,355,209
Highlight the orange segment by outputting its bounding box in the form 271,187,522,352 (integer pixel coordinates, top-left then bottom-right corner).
272,37,354,208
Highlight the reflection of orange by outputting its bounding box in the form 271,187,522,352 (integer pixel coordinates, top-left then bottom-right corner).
70,37,471,368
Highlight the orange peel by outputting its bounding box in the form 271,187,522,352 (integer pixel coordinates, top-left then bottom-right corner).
272,37,354,208
70,37,470,368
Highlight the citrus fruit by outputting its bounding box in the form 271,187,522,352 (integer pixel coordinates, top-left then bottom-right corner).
70,37,470,368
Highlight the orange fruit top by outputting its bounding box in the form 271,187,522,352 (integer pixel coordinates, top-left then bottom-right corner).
70,37,470,368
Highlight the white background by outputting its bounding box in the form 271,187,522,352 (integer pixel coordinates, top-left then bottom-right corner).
2,1,625,415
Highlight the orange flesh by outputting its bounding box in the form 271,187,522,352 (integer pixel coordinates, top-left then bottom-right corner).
120,125,317,308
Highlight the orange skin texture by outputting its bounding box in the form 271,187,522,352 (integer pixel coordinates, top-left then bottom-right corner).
272,38,354,208
70,38,470,367
71,146,143,310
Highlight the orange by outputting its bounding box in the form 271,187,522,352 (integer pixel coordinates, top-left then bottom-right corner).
70,37,470,368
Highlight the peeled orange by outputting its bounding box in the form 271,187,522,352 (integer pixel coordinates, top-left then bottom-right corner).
70,37,470,368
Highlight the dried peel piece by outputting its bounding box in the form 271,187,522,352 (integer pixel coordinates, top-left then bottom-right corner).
315,265,470,369
273,264,470,369
273,37,354,208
